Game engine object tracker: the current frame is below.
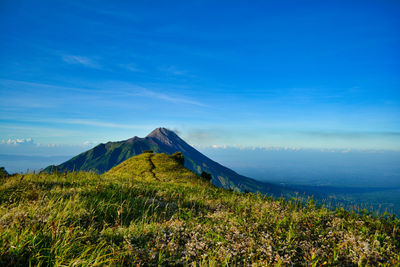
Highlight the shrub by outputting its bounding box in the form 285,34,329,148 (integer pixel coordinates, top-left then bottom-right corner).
0,167,9,178
172,152,184,165
200,171,212,181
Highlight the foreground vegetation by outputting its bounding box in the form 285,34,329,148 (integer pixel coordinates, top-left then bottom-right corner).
1,153,399,266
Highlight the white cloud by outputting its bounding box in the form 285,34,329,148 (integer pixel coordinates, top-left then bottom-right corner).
62,55,101,69
0,137,94,156
1,79,205,107
119,63,141,72
163,66,187,76
195,144,390,153
60,119,151,129
138,88,205,106
1,138,35,146
83,140,99,146
211,144,227,149
0,117,153,130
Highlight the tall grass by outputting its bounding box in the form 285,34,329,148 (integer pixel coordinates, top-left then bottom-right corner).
0,153,399,266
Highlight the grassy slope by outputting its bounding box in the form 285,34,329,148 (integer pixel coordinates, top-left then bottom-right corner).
43,140,159,174
1,153,399,266
42,128,292,197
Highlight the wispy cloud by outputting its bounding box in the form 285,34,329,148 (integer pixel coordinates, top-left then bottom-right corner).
0,123,83,137
297,130,400,139
136,88,205,106
1,138,35,146
59,119,147,129
0,117,151,130
0,137,67,149
159,65,188,76
83,140,99,146
62,55,101,69
0,79,205,107
0,137,93,157
119,63,141,72
165,66,186,75
197,144,397,153
183,128,216,143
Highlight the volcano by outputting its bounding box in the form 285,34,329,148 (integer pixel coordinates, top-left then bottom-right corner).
44,127,285,195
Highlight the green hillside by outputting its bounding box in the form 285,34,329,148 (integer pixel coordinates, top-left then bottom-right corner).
2,153,399,266
43,137,159,174
105,152,202,185
43,128,287,196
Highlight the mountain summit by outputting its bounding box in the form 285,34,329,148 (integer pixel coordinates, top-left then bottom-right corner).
147,127,177,141
43,127,283,195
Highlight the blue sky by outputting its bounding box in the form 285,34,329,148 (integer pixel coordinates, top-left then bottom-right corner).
1,0,400,154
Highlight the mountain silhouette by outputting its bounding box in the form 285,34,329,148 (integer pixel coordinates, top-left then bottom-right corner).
43,127,286,195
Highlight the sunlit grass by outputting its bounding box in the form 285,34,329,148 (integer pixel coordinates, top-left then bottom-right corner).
1,153,399,266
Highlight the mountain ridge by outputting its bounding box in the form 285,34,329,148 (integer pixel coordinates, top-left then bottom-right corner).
103,151,208,186
43,127,286,195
